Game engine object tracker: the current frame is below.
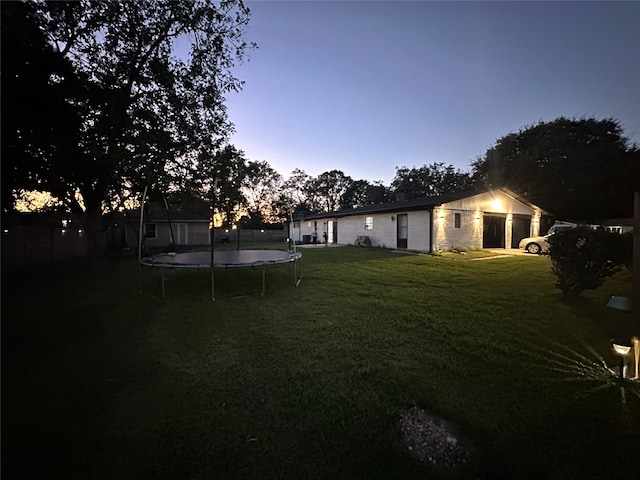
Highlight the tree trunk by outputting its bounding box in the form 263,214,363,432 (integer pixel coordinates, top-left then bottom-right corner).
79,191,107,262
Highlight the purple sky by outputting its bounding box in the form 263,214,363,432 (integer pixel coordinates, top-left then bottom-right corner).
224,1,640,185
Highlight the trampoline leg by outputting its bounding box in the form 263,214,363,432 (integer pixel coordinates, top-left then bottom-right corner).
296,257,302,286
161,267,166,298
211,267,215,302
262,265,266,296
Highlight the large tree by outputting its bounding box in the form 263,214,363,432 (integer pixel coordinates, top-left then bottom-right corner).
1,1,82,215
339,179,390,209
471,117,640,220
305,170,354,212
390,162,474,199
241,160,283,226
1,0,254,257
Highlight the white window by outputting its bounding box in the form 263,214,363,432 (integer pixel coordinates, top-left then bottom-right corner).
364,217,373,230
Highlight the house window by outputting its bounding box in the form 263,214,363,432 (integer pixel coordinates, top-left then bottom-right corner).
145,223,157,239
364,217,373,230
454,213,461,229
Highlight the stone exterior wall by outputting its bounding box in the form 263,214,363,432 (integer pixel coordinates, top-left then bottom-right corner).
433,209,482,251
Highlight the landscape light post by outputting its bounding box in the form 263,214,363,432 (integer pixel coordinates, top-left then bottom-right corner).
612,339,632,381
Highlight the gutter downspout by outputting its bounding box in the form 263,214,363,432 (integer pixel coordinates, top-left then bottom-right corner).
429,208,434,253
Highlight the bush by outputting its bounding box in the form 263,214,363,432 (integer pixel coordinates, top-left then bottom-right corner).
548,228,630,299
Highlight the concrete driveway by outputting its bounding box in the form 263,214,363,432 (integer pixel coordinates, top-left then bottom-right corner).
485,248,540,257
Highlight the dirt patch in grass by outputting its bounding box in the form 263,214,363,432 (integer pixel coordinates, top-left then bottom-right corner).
399,406,475,471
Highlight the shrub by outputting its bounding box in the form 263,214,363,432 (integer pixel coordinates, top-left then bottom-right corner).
548,228,628,299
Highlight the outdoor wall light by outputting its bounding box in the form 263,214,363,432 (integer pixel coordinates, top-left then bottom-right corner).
490,199,502,210
2,228,8,234
260,229,265,233
612,338,632,380
391,216,395,221
475,212,480,220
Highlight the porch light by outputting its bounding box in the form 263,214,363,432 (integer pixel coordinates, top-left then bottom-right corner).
490,199,502,210
475,212,480,220
2,228,8,234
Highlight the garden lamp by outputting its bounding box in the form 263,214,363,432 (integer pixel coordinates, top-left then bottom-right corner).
612,338,632,381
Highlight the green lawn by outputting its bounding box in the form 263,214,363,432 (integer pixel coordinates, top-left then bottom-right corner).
2,246,639,479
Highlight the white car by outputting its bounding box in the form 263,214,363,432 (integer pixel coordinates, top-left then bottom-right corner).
519,221,577,254
518,234,551,254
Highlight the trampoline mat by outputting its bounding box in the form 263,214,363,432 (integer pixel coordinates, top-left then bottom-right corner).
140,249,302,269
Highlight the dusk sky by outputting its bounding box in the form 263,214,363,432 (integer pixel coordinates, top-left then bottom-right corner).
224,0,640,185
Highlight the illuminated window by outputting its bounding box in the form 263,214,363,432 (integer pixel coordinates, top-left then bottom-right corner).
145,223,157,239
454,213,461,228
364,217,373,230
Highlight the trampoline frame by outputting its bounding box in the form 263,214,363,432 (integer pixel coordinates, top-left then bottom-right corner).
140,249,302,299
136,186,302,300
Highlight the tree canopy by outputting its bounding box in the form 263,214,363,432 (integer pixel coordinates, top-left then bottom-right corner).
390,162,474,199
471,117,640,220
1,0,254,256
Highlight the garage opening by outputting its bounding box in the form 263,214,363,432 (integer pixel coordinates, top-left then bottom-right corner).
483,215,506,248
511,215,531,248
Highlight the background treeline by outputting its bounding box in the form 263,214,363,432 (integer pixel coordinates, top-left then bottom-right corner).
2,2,639,259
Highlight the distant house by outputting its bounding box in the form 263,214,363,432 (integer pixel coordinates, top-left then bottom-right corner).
122,210,211,250
289,188,547,252
598,218,634,234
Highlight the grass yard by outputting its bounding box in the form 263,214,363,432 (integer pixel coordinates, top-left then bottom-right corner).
2,246,639,479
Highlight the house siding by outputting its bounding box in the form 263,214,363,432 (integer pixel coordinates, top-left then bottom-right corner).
436,191,542,249
433,209,482,251
290,189,543,252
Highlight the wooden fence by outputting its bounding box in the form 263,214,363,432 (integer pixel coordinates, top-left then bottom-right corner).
1,226,88,271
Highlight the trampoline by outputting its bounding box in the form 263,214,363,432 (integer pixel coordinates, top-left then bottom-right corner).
140,249,302,299
140,249,301,269
136,185,302,300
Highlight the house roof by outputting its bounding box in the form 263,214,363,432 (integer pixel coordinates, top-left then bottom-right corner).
599,218,633,227
298,188,545,220
123,210,210,223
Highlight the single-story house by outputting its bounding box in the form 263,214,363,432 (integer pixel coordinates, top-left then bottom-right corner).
290,188,547,252
597,218,634,234
122,210,211,249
